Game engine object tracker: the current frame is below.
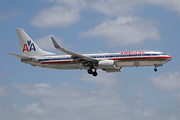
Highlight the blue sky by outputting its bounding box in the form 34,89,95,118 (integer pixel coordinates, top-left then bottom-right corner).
1,0,180,120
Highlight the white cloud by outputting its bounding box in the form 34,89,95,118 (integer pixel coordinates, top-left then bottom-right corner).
0,86,9,96
177,94,180,107
32,0,87,28
0,72,10,78
150,72,180,91
2,81,179,120
11,82,85,98
9,82,132,120
32,0,180,28
80,71,125,97
40,94,131,120
31,6,80,28
89,0,144,15
168,115,179,120
18,103,48,117
42,94,123,108
46,0,87,8
9,94,130,120
79,16,160,46
146,0,180,14
90,0,180,15
35,34,72,51
0,11,17,19
80,71,123,89
134,108,157,117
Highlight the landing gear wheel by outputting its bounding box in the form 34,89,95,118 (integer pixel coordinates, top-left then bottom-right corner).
154,68,157,72
87,64,98,76
92,72,98,76
88,69,93,74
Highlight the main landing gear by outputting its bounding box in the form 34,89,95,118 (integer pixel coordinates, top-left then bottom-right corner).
87,69,98,76
87,64,98,76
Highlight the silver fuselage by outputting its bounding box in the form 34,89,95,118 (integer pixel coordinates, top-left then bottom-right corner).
23,50,172,70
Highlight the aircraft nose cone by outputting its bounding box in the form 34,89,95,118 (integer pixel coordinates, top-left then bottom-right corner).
167,56,172,62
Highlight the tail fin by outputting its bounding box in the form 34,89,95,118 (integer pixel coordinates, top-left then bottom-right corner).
16,28,55,56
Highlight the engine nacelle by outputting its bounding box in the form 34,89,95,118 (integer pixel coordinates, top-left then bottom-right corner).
98,60,115,69
103,67,122,73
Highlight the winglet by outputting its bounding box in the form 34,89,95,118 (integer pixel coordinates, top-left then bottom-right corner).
51,37,60,49
50,37,98,62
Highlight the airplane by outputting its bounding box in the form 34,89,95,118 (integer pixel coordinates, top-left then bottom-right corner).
9,28,172,77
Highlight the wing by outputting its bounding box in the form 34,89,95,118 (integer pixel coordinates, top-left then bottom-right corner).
51,37,98,63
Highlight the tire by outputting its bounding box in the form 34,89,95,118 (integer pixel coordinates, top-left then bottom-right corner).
88,69,93,74
92,72,97,76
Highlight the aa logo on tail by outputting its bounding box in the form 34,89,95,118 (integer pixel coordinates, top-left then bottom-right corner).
22,40,36,52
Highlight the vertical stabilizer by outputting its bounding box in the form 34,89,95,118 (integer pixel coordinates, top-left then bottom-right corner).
16,28,55,56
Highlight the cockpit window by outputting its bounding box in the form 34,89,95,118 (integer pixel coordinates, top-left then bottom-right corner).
160,53,165,55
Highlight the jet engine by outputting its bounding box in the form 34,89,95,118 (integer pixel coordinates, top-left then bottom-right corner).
98,60,115,69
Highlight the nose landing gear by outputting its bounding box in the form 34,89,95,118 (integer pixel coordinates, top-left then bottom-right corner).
154,67,157,72
154,64,163,72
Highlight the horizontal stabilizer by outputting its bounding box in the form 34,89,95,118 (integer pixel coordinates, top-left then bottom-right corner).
8,53,30,59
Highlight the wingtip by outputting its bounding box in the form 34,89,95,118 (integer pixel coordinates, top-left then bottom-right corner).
51,37,60,48
51,37,54,40
8,53,14,55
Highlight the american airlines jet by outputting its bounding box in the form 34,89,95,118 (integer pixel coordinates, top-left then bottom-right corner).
9,28,172,76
